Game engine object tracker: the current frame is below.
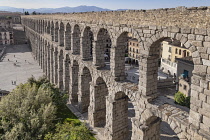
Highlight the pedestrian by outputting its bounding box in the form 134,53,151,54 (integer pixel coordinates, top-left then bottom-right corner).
11,80,13,85
16,60,17,62
14,55,15,57
8,59,9,61
25,60,26,62
14,81,16,85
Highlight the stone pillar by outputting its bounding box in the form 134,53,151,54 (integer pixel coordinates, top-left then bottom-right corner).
139,55,159,98
78,72,91,113
63,58,70,93
58,53,64,90
132,117,161,140
110,46,125,81
104,94,128,140
54,28,58,42
81,36,91,60
53,50,58,85
69,65,78,104
89,80,108,127
47,47,50,80
93,40,106,68
50,48,54,83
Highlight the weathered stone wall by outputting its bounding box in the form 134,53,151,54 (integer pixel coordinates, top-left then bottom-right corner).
21,6,210,139
23,6,210,29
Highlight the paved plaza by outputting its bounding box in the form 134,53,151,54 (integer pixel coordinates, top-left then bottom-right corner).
0,44,44,91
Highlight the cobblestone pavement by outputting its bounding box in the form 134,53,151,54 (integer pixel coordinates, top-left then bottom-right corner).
0,44,44,92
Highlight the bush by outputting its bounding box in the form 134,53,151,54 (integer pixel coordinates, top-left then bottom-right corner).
174,91,190,108
44,120,95,140
0,83,57,140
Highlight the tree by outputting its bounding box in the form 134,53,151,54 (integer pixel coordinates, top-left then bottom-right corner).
0,78,57,140
24,11,29,15
32,11,37,15
44,119,95,140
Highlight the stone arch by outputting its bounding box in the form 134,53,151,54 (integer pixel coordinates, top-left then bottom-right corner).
89,77,109,127
64,54,71,92
139,32,195,97
81,26,94,60
58,49,64,90
59,22,64,46
51,21,54,41
78,66,92,113
72,24,81,54
54,21,59,42
94,28,111,68
69,60,79,103
65,23,71,50
111,31,140,81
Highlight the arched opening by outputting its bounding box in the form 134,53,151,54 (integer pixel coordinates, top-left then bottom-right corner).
94,28,111,69
112,32,139,83
69,60,79,103
160,121,179,139
81,26,93,60
65,23,71,50
51,21,54,41
78,67,92,113
47,21,50,34
89,77,109,127
144,37,193,111
72,24,80,54
54,22,59,42
54,48,58,85
59,22,64,46
58,49,64,90
64,54,70,93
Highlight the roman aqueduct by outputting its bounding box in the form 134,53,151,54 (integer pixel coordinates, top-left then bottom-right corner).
22,6,210,140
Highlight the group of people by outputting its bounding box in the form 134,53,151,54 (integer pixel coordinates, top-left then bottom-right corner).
11,80,16,85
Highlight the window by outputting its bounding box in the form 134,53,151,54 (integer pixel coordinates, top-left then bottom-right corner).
133,43,135,46
168,47,171,53
136,49,138,53
187,52,190,56
137,44,139,46
175,48,178,54
179,49,181,55
184,85,187,90
130,42,132,45
133,48,135,53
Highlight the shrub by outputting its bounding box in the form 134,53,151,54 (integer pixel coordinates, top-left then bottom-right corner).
174,91,190,108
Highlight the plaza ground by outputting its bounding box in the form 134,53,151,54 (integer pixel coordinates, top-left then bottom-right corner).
0,44,44,92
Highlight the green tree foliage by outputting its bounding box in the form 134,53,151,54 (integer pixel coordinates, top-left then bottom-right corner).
0,77,57,140
45,119,95,140
32,11,37,15
24,11,29,15
174,91,190,108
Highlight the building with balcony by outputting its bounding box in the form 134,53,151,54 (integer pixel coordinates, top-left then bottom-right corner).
128,38,139,65
160,40,191,76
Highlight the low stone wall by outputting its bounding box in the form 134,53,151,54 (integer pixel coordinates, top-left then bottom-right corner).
157,77,175,88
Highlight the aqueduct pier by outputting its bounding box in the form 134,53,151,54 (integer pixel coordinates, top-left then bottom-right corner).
22,6,210,140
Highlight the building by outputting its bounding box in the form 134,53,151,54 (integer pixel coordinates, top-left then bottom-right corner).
176,56,194,96
0,18,14,45
160,40,191,76
128,38,139,65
